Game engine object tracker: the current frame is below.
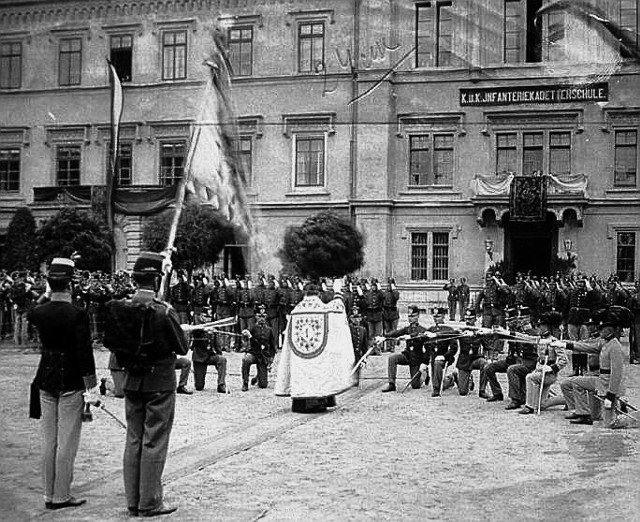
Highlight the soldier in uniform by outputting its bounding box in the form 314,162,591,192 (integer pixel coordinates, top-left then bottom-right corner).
518,311,568,414
261,276,280,347
475,270,510,330
443,278,458,321
29,257,98,511
364,279,384,354
427,307,458,397
241,305,277,391
457,277,470,322
565,277,600,375
169,270,191,325
554,306,633,427
236,276,256,333
190,327,227,393
214,277,235,352
191,274,210,325
378,305,432,392
349,305,369,386
504,309,539,410
455,310,488,396
381,279,400,353
103,252,189,517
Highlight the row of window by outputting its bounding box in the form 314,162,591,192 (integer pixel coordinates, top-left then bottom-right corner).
0,128,637,192
2,1,637,88
409,230,636,282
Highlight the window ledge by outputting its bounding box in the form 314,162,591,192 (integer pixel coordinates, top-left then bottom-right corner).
285,190,330,197
606,187,639,193
0,193,24,200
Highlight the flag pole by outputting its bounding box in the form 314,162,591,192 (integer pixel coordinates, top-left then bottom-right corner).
159,122,203,300
107,59,123,270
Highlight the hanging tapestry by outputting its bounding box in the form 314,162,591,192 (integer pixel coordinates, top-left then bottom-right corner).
509,175,547,221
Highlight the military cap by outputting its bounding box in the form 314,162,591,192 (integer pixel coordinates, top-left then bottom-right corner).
593,306,634,329
48,257,75,281
133,251,164,275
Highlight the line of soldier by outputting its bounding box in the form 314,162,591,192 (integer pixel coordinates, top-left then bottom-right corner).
0,268,136,346
473,270,640,365
168,272,401,354
375,300,637,429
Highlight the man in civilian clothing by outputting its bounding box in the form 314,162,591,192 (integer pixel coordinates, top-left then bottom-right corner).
103,252,189,517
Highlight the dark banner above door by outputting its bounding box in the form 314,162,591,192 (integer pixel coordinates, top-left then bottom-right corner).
510,175,547,222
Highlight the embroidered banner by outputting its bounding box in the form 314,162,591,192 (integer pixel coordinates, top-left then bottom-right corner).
510,176,547,222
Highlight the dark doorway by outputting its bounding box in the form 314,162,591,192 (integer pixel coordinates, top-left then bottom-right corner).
223,244,249,278
504,212,557,278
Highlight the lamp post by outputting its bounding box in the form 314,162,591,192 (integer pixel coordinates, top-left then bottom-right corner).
485,239,494,261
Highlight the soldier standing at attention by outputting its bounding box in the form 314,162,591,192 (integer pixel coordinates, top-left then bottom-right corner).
444,278,458,321
103,252,189,517
381,279,400,353
29,257,98,511
349,305,369,386
457,278,470,323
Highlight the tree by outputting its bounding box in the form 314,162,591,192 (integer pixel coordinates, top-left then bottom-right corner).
278,210,365,279
142,203,237,271
1,207,39,271
37,207,114,271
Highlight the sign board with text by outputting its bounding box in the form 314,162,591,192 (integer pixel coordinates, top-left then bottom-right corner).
459,83,608,106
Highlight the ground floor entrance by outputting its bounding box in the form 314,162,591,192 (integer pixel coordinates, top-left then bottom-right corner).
503,212,558,278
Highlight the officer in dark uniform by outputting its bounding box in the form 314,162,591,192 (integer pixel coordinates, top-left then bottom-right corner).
190,326,227,393
191,274,210,325
241,305,277,391
170,270,191,325
261,277,280,344
381,279,400,353
103,252,188,518
349,305,369,385
427,307,458,397
236,276,256,333
379,305,431,392
364,279,384,354
214,276,235,352
565,277,600,375
455,310,488,396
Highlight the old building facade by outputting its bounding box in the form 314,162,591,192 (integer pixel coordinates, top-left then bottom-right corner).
1,0,639,296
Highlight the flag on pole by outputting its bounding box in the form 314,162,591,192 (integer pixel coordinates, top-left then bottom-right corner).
106,60,124,230
183,39,253,239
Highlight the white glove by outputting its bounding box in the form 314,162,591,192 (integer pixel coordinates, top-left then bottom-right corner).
463,330,475,337
242,329,252,338
540,365,553,373
538,338,551,346
374,335,386,345
161,251,173,274
477,327,492,335
435,355,445,362
603,399,613,410
419,363,428,372
332,278,343,294
424,332,437,339
550,341,566,349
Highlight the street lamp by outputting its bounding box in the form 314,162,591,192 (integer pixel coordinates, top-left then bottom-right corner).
485,239,494,261
563,239,572,253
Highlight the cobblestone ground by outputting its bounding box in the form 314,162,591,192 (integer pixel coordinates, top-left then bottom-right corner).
0,338,639,522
